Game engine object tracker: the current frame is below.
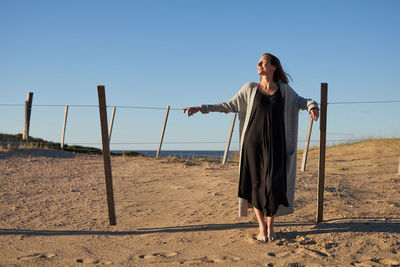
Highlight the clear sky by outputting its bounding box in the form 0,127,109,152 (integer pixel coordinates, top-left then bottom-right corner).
1,0,399,151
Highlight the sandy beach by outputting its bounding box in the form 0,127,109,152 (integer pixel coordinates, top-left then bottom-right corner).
1,139,399,266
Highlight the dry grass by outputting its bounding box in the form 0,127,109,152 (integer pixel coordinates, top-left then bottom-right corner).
297,138,400,220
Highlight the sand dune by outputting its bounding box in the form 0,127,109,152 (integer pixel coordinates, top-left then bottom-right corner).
0,139,399,266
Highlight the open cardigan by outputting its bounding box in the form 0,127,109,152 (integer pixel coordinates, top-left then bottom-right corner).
200,81,318,217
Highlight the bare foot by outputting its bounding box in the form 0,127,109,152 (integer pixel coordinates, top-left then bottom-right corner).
252,233,267,243
256,234,267,243
267,228,278,242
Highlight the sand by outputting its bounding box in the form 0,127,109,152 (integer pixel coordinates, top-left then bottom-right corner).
0,139,399,266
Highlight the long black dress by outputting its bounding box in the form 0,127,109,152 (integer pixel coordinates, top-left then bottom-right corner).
238,86,289,216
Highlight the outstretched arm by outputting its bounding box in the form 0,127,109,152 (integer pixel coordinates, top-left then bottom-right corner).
182,82,252,117
182,95,239,117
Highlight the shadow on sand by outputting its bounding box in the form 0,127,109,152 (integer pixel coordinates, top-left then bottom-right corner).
0,217,399,237
278,217,400,236
0,222,255,236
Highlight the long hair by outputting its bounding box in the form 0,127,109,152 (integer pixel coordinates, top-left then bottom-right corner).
263,53,292,84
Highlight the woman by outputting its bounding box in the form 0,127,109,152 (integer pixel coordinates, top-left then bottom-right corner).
183,53,319,243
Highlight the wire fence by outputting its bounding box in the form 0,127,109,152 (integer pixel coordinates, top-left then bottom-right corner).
1,102,399,140
2,99,400,107
1,99,399,159
0,137,391,146
1,100,399,145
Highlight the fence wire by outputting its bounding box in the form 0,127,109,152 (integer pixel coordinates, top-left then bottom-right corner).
2,99,400,109
0,137,393,146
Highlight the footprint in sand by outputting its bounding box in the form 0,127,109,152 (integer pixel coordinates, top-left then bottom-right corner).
295,236,317,246
40,253,56,259
17,252,56,261
324,242,339,250
180,255,242,265
169,185,185,190
274,251,295,258
76,258,112,264
212,255,242,263
381,259,400,266
355,260,380,266
137,251,179,260
296,247,328,258
180,257,214,265
76,258,98,264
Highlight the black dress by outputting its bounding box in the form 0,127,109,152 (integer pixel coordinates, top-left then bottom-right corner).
238,86,289,216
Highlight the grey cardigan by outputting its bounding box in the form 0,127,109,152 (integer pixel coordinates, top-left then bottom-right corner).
200,81,318,217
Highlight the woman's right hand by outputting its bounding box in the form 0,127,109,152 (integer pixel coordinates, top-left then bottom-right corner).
182,106,201,117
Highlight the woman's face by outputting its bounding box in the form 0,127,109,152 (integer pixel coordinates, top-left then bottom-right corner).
257,55,276,76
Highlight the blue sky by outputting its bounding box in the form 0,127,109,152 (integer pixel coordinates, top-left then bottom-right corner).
1,0,399,151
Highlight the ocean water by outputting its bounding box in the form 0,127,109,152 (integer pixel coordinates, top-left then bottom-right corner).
112,150,238,160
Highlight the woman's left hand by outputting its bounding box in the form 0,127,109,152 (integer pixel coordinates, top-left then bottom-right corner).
310,108,319,121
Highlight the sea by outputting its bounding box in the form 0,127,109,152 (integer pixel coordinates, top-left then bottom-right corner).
112,150,238,160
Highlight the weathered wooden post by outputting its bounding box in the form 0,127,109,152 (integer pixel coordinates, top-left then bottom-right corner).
301,117,314,172
23,92,34,141
109,106,116,142
222,113,237,164
398,157,400,176
97,85,116,226
156,105,170,158
61,105,69,149
317,83,328,223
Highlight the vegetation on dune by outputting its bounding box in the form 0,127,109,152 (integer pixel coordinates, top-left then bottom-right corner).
63,145,102,155
119,151,144,157
0,133,143,156
0,133,60,150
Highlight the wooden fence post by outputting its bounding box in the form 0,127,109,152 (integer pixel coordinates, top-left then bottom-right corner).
222,113,237,164
398,157,400,176
317,83,328,223
109,106,116,142
61,105,69,149
23,92,33,141
97,85,116,226
156,105,170,158
301,117,314,172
